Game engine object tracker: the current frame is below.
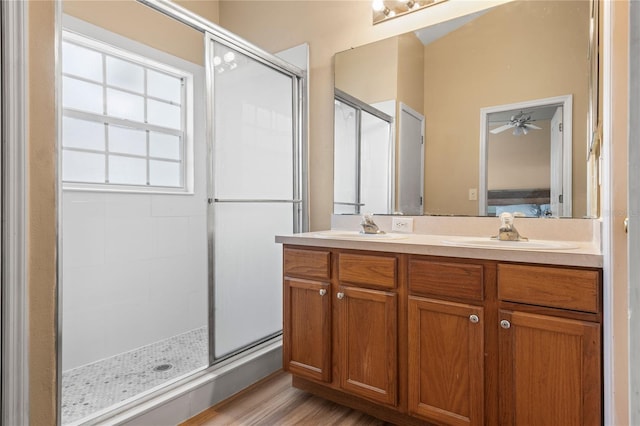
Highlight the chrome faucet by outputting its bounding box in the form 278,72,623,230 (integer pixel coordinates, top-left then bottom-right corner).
360,213,385,235
493,212,528,241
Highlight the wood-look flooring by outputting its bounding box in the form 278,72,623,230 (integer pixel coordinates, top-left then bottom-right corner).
181,371,391,426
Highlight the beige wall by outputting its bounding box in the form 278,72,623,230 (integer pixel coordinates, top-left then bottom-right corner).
63,0,211,66
423,0,589,216
334,37,398,104
29,3,57,423
337,31,425,109
487,119,551,190
396,32,424,115
27,1,218,423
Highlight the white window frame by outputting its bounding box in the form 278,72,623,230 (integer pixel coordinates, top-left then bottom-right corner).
61,28,195,194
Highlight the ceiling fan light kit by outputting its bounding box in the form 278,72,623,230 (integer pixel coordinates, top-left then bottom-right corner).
489,111,542,136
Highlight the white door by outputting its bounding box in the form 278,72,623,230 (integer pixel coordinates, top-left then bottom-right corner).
398,103,424,215
550,106,563,216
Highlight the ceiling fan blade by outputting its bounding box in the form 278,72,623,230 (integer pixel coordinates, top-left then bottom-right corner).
524,123,542,130
490,124,514,134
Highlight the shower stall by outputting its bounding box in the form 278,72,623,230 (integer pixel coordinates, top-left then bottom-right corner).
58,3,306,424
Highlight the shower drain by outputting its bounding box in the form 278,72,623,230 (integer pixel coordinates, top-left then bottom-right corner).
153,363,173,372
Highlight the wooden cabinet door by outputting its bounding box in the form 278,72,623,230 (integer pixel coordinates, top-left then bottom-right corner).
408,297,484,426
337,285,397,406
283,278,331,382
498,310,601,426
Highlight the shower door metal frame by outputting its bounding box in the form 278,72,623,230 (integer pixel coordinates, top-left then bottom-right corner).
334,88,394,214
204,32,305,364
1,0,29,424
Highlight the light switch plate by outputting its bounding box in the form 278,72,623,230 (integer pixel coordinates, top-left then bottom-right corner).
469,188,478,201
392,217,414,233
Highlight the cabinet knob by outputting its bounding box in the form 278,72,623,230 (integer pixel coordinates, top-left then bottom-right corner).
319,289,327,296
469,314,479,323
500,319,511,329
337,292,345,300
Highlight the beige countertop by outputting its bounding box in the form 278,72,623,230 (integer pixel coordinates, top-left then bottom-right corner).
275,231,603,268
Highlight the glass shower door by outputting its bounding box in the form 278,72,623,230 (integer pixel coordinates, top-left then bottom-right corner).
334,99,359,214
208,37,301,360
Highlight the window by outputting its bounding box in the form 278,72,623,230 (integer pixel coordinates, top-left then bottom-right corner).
61,31,192,191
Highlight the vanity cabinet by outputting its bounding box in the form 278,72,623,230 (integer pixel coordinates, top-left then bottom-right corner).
336,253,398,406
497,263,602,426
283,248,332,382
407,258,487,426
283,248,400,407
282,245,602,426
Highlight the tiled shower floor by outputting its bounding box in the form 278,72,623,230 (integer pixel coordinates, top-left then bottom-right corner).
61,327,208,425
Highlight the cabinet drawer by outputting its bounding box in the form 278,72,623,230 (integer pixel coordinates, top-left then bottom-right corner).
338,253,397,289
498,264,600,313
409,258,484,302
284,248,331,280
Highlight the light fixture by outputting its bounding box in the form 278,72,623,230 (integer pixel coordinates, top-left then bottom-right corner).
223,52,235,63
372,0,392,17
401,0,416,8
213,51,239,73
512,125,529,136
223,51,238,70
372,0,448,24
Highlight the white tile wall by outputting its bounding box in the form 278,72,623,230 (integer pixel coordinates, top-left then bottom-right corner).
62,190,209,371
63,198,106,268
152,217,190,258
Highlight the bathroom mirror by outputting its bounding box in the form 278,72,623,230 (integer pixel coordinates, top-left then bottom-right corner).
334,0,596,218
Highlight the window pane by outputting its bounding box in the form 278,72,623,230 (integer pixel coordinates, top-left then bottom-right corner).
148,70,181,104
63,150,105,183
147,100,181,130
63,77,104,114
109,126,147,156
149,160,181,187
108,155,146,185
149,133,180,160
63,117,105,151
106,56,144,94
62,41,103,83
107,89,144,122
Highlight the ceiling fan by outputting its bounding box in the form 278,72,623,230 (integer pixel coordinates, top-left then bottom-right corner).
490,112,542,136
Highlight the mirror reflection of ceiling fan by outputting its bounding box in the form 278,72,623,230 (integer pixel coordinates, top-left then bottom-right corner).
490,111,542,136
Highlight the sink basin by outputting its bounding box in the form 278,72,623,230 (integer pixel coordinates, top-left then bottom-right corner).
442,237,578,251
312,231,408,241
